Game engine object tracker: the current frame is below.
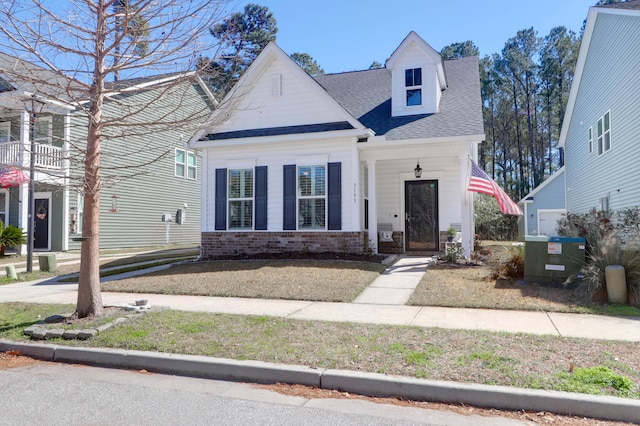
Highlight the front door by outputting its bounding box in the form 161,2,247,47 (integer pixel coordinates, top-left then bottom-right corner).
33,196,50,250
405,180,438,251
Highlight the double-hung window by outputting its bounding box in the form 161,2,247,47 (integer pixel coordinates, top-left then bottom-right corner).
588,127,593,154
34,116,52,144
298,165,326,229
405,67,422,106
228,168,253,229
175,148,196,179
0,122,9,143
597,111,611,155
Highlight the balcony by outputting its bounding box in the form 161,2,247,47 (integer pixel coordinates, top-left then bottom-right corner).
0,141,63,170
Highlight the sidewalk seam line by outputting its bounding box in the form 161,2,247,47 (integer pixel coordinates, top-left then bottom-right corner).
545,310,562,337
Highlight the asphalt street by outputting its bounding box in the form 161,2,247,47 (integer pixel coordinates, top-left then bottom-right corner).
0,362,524,426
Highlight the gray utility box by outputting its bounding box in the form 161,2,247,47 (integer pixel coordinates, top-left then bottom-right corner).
524,236,586,284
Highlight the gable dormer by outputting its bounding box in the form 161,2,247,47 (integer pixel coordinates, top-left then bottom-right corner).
385,32,446,117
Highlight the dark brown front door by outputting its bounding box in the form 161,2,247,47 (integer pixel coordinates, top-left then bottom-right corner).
405,180,438,251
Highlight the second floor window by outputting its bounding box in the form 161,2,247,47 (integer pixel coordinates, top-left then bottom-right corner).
0,122,10,143
175,148,196,179
597,111,611,155
405,68,422,107
34,117,52,144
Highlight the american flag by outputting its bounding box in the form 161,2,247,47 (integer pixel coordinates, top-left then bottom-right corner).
468,159,522,216
0,167,29,188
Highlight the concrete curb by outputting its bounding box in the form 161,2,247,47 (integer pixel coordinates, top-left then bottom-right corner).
2,340,640,423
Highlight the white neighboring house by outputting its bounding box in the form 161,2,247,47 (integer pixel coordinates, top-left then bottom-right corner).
518,166,566,237
560,1,640,214
191,32,485,257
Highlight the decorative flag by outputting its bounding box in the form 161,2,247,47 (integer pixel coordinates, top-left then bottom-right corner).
468,159,522,216
0,167,29,188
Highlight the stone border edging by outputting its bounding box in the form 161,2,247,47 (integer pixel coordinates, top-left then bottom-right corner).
1,340,639,424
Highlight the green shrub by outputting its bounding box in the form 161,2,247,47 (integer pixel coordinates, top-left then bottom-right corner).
488,244,524,279
0,220,26,255
556,210,614,255
474,194,518,241
444,244,463,263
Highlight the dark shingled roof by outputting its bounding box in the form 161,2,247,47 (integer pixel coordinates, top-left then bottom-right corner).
597,0,640,10
204,121,354,140
0,52,85,102
313,56,484,141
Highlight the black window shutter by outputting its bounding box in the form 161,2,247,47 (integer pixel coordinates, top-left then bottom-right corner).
327,162,341,230
255,166,268,230
283,164,296,230
215,168,227,230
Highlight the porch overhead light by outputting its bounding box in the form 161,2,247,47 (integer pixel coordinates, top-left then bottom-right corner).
414,160,422,179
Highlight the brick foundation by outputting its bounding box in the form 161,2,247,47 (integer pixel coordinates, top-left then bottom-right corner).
201,231,367,259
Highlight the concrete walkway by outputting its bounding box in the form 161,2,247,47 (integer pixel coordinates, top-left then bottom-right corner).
353,256,432,305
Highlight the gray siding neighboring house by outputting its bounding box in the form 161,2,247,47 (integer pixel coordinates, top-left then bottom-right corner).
518,167,565,237
66,78,213,251
0,52,213,252
560,1,640,214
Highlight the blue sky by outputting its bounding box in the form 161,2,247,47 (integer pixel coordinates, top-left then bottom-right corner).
228,0,597,74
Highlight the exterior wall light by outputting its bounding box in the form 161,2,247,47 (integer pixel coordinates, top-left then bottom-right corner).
414,160,422,179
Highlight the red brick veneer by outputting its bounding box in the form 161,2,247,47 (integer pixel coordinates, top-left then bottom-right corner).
201,231,366,259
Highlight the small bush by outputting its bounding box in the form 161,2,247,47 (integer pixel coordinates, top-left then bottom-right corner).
488,245,524,280
444,244,463,263
474,194,518,241
581,235,640,307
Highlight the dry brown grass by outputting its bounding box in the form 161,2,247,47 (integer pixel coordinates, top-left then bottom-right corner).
102,260,386,302
408,263,589,313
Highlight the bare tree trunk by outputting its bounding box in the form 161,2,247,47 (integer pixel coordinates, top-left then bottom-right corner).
76,1,107,318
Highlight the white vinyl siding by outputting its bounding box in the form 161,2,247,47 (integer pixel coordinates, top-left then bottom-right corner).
203,139,353,233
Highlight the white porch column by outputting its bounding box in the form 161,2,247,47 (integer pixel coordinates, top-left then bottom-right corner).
18,109,30,255
459,151,474,258
61,112,71,251
366,159,378,253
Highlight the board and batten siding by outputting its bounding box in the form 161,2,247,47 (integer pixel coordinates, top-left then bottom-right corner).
565,12,640,213
67,81,210,250
215,56,350,134
375,156,461,233
203,137,356,232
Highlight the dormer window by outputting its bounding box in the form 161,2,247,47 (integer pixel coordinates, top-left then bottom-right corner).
405,68,422,106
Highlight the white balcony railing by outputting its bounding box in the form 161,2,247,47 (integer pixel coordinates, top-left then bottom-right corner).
0,141,63,170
